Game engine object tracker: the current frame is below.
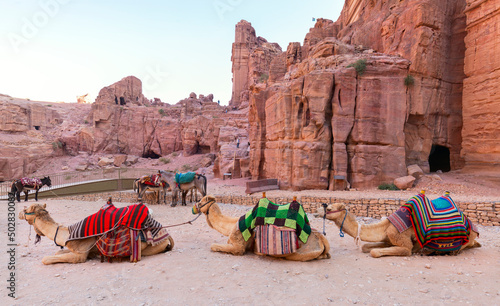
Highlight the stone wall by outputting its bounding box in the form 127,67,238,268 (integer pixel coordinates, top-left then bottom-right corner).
60,191,499,226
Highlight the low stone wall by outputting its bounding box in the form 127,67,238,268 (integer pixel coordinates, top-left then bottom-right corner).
58,192,500,226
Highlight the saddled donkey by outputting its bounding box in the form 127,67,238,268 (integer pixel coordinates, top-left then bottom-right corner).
11,176,52,202
159,170,207,206
135,173,170,204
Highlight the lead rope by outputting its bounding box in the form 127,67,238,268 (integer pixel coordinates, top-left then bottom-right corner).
322,203,328,235
339,209,347,238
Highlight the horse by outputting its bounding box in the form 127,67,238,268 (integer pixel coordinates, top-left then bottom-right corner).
159,170,207,206
135,174,170,204
11,176,52,202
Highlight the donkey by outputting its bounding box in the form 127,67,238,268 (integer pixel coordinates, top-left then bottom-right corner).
135,174,170,204
11,176,52,202
159,170,207,206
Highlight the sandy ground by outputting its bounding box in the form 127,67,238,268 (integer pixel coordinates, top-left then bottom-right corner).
2,183,500,305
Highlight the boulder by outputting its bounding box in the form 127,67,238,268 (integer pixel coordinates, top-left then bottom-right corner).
113,155,127,167
97,157,114,167
407,164,424,179
394,176,416,190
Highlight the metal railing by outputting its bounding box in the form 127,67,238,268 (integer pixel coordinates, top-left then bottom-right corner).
0,168,163,198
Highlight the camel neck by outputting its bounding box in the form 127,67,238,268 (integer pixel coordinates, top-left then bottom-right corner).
335,211,360,238
205,203,239,237
33,217,69,247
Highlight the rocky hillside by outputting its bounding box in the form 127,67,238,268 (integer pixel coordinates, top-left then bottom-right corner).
0,77,249,181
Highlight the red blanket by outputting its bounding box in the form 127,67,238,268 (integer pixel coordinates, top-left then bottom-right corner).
67,203,149,242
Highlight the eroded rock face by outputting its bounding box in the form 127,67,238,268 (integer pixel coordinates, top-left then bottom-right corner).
230,20,282,110
242,0,495,189
95,76,149,106
461,0,500,167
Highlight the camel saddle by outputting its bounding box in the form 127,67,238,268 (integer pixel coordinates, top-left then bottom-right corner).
401,194,477,252
254,224,298,255
239,198,311,244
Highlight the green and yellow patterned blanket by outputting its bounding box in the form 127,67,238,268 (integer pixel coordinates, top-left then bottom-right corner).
238,198,311,243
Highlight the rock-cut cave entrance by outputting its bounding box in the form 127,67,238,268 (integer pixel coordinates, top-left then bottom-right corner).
142,150,161,159
428,144,451,172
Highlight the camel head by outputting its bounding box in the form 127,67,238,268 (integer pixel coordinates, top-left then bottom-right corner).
192,195,216,215
317,203,346,221
19,203,47,225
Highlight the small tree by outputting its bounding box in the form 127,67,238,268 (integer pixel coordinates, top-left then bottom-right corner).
347,59,367,76
404,74,415,86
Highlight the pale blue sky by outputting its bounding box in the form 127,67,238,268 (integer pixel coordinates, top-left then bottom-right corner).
0,0,343,105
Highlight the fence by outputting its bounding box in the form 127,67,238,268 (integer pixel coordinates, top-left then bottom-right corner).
0,168,164,198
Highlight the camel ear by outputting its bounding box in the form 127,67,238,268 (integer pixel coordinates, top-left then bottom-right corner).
43,203,46,208
337,203,345,210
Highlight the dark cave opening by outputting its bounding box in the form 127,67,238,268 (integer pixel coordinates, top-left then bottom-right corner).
428,144,451,172
119,97,126,105
142,150,161,159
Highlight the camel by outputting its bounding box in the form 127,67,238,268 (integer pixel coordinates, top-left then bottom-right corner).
193,195,330,261
318,203,481,258
18,203,174,265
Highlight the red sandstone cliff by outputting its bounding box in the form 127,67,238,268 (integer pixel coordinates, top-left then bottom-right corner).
462,0,500,167
244,0,498,190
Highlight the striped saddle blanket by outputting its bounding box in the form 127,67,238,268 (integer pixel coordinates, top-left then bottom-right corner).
67,203,157,241
401,194,476,252
20,177,42,187
254,224,298,255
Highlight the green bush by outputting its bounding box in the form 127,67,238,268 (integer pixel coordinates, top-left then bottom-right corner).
159,108,165,116
404,74,415,86
52,141,63,150
181,164,191,171
159,157,170,164
259,73,269,83
171,152,179,157
378,183,399,191
347,59,367,76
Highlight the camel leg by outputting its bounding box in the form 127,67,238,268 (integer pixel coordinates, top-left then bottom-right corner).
211,230,248,256
55,249,72,255
284,232,331,261
362,242,391,253
42,251,89,265
370,227,413,258
141,237,174,256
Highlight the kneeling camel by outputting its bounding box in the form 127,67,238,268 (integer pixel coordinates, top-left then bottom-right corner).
319,203,481,258
194,195,330,261
19,203,174,264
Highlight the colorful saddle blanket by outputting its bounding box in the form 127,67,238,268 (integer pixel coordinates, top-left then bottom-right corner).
401,194,475,252
20,177,42,187
67,203,152,242
254,224,298,255
238,198,311,243
388,207,413,233
96,226,142,262
141,174,166,187
175,172,196,184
